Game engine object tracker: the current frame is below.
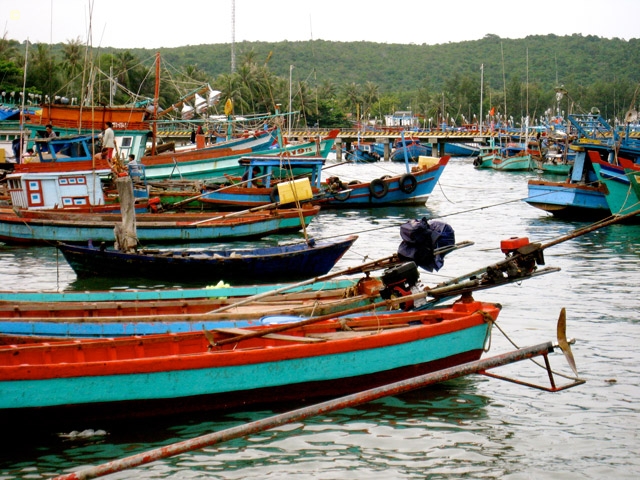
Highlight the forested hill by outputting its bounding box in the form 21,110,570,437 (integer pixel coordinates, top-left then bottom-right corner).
122,34,639,94
3,33,639,127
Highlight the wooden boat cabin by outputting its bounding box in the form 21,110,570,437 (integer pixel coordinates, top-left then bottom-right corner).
237,156,325,189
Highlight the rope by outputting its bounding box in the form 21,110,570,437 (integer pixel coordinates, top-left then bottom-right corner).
491,316,576,380
476,310,495,352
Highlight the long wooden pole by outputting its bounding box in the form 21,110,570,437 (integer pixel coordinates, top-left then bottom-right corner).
53,341,555,480
208,254,401,314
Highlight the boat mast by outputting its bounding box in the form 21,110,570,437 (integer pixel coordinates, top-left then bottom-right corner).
479,64,484,133
18,39,29,162
501,42,507,127
152,52,160,156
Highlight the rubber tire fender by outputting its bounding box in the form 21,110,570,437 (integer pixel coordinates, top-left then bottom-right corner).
333,189,351,201
369,178,389,199
398,173,418,194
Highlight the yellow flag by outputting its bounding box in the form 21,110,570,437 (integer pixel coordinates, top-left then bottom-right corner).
224,98,233,116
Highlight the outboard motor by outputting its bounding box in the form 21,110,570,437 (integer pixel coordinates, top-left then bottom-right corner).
397,217,456,272
379,261,421,310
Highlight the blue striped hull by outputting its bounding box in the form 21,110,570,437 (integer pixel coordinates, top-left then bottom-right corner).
0,323,489,427
0,212,313,244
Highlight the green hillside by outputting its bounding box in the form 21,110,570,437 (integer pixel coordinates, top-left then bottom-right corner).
2,34,638,128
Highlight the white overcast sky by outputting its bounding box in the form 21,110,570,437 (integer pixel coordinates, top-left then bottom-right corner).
2,0,639,49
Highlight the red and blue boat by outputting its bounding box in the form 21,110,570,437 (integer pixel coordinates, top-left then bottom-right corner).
0,298,501,430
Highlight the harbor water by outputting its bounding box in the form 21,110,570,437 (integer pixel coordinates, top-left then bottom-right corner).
0,157,639,479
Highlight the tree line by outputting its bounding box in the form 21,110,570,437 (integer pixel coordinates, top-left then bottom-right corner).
1,33,639,129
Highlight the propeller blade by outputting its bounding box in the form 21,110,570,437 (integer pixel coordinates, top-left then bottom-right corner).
203,328,217,349
556,308,578,377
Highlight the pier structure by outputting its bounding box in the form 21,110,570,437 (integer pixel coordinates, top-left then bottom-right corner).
283,129,500,161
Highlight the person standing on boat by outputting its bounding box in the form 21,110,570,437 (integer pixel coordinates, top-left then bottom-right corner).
102,122,116,161
45,124,56,138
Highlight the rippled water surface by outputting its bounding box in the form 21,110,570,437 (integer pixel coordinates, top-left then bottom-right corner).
1,158,639,479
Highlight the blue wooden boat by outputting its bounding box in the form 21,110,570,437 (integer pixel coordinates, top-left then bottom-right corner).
0,298,501,430
0,278,359,304
56,235,357,283
323,155,450,207
0,277,385,339
195,157,324,210
424,142,480,157
346,144,381,163
0,204,320,245
524,150,611,220
390,137,430,162
196,155,450,209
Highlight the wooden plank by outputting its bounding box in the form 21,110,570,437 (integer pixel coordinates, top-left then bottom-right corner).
211,327,325,343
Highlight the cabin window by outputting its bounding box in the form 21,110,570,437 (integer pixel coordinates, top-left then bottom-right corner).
26,180,44,207
58,177,85,186
120,137,133,147
61,196,89,206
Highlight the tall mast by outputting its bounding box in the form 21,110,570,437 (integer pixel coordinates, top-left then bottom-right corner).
231,0,236,73
479,64,484,133
152,52,160,156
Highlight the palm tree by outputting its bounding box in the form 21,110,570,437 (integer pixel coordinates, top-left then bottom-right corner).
27,43,60,100
341,82,362,121
362,81,380,122
60,37,85,100
213,73,250,116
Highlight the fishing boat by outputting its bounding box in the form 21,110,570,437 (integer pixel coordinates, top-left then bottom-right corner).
14,127,280,177
424,142,480,157
56,235,357,283
136,129,339,181
389,137,429,162
345,143,381,163
590,152,640,220
322,155,450,207
0,298,502,430
12,133,112,174
488,142,535,171
191,157,324,210
473,138,502,168
190,154,450,210
0,277,387,339
532,133,574,175
0,227,570,342
0,202,320,245
524,149,611,220
624,159,640,202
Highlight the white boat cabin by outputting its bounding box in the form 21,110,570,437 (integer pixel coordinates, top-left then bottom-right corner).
6,170,106,209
